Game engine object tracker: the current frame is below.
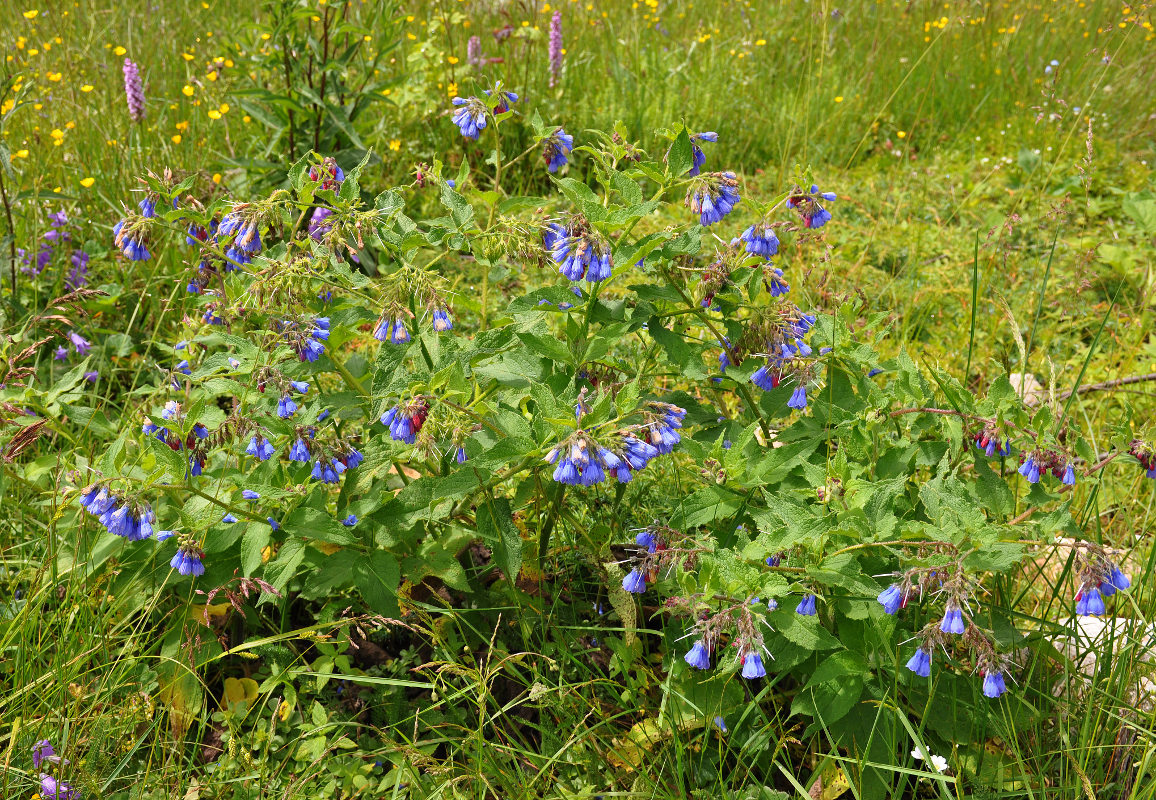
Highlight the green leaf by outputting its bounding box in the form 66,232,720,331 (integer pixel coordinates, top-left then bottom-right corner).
283,506,358,546
1122,194,1156,234
144,436,188,482
517,330,573,365
439,181,476,230
476,496,523,583
770,607,842,650
646,315,707,379
356,550,400,617
263,538,305,594
553,177,603,221
241,524,271,577
668,127,695,177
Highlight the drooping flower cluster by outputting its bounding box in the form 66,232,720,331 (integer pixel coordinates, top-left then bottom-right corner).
113,216,152,261
739,309,818,410
1129,439,1156,479
1073,543,1130,617
451,96,489,140
544,402,683,488
171,539,206,576
373,312,412,344
688,131,718,176
739,221,780,257
786,184,837,228
217,208,265,266
619,526,704,596
686,172,741,226
1017,448,1076,486
278,316,329,362
542,128,574,173
308,158,345,191
544,217,612,283
381,399,430,445
974,423,1012,458
311,445,364,484
79,485,157,541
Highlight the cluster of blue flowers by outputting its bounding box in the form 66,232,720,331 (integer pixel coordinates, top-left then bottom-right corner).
277,380,310,418
218,211,265,266
451,96,490,140
287,316,329,362
786,185,837,228
246,435,277,461
373,314,412,344
547,403,683,489
687,172,741,226
974,429,1012,458
747,314,817,410
1075,563,1130,616
381,400,430,445
544,221,613,282
171,542,206,576
739,222,780,258
542,128,574,173
1017,449,1076,486
78,485,162,542
687,131,718,176
112,218,151,261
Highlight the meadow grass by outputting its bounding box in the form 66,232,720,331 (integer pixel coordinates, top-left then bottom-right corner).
1,0,1155,798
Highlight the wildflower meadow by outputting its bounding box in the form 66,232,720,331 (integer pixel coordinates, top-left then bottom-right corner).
3,1,1156,798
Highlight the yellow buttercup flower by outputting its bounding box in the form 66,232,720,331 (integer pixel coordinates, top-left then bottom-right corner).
80,177,95,187
114,46,126,56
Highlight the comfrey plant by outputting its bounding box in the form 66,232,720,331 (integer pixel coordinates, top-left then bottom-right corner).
74,87,1151,780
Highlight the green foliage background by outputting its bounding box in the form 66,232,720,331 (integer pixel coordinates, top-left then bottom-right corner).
1,1,1155,799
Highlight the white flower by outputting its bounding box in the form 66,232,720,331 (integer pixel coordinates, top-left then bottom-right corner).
911,748,949,774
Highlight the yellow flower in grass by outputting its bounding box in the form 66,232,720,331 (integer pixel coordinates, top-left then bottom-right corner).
80,177,94,187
